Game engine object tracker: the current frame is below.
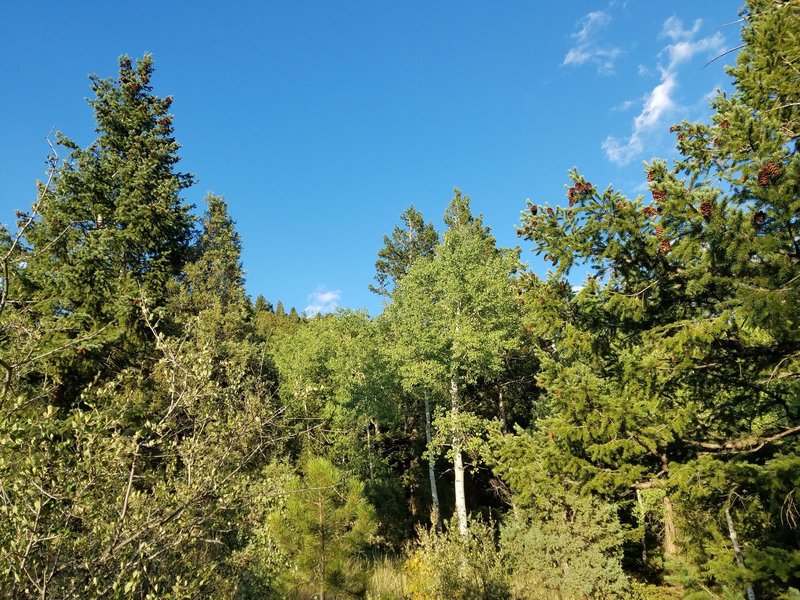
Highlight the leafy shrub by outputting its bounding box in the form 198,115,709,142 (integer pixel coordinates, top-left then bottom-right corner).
403,518,509,600
500,495,631,599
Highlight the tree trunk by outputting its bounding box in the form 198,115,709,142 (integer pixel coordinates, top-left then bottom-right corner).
726,502,757,600
498,385,507,434
662,495,678,557
366,421,374,483
636,489,647,563
424,397,441,530
451,372,468,536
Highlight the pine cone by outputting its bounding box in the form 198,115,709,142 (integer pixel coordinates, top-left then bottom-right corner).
642,206,658,217
713,138,721,147
655,225,664,238
720,119,730,129
700,201,712,219
566,187,577,205
646,171,656,182
753,210,766,228
530,205,537,215
652,189,667,202
758,162,782,186
616,202,627,211
669,125,681,133
660,239,671,253
546,207,554,216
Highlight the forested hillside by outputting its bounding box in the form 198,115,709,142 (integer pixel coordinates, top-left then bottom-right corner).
1,1,798,598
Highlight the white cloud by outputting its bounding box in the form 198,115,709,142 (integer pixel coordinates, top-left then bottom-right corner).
661,16,702,42
562,10,623,75
612,99,637,112
602,17,725,165
304,286,341,316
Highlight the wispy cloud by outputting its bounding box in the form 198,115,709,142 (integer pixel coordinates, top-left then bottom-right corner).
612,99,637,112
602,17,724,165
562,10,623,75
304,286,341,316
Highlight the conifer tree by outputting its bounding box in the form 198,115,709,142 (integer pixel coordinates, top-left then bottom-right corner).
253,294,273,313
369,204,439,297
18,54,194,405
268,456,377,599
512,1,799,593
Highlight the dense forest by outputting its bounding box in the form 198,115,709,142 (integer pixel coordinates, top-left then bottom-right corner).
1,1,798,598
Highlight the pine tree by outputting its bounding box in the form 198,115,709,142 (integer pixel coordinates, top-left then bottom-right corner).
269,456,377,599
369,204,439,297
512,1,799,594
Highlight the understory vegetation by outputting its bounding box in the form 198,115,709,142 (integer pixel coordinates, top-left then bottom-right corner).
1,1,798,598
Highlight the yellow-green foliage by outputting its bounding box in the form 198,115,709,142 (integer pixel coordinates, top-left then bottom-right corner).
403,519,509,600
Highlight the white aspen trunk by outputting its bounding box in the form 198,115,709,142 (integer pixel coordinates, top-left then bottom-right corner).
498,384,507,434
424,397,441,530
726,503,757,600
366,421,374,483
451,372,468,536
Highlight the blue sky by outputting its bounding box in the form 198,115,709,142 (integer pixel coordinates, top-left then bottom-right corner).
1,0,743,316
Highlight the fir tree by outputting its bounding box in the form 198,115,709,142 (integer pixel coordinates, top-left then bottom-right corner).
253,294,274,313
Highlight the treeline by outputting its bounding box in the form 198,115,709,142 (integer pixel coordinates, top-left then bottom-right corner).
1,1,798,598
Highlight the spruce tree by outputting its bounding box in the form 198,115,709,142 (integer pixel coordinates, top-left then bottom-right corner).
19,54,194,405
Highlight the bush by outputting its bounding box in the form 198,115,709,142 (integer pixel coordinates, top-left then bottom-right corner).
500,495,631,599
403,518,509,600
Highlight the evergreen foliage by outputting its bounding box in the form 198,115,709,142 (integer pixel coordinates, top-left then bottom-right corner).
1,3,797,596
369,205,438,297
268,456,377,599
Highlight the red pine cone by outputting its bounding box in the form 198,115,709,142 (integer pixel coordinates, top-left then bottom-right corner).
530,205,538,215
655,225,664,238
652,189,667,202
753,210,766,228
646,171,655,182
642,206,658,217
660,239,671,253
720,119,730,129
758,162,782,186
546,207,554,216
700,201,712,219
